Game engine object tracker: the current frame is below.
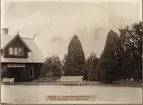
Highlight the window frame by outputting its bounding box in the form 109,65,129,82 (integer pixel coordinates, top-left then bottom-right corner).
8,46,24,56
9,47,14,55
14,47,18,55
18,47,23,56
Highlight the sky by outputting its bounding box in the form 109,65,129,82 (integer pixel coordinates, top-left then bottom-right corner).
1,0,142,60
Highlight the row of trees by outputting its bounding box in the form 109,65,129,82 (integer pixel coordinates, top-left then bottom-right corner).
40,21,142,83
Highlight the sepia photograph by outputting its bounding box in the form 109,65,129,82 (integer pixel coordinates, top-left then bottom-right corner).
1,0,142,104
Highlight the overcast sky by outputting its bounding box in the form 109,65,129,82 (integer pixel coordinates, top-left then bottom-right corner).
2,0,142,59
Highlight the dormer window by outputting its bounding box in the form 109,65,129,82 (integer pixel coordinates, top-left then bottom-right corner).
14,47,18,55
9,47,13,55
18,47,23,56
9,46,23,56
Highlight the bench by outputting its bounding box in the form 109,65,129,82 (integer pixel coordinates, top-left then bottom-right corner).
59,76,83,85
2,78,15,85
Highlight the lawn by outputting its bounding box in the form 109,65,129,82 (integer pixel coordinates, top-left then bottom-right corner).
1,83,142,104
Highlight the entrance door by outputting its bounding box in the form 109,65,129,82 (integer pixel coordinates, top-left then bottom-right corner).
7,67,24,82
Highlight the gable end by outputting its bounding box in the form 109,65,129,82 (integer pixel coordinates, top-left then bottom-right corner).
2,34,31,52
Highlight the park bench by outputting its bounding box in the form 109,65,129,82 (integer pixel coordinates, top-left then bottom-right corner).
59,76,83,85
2,78,15,85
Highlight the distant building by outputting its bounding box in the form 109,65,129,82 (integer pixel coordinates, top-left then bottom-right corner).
1,28,44,82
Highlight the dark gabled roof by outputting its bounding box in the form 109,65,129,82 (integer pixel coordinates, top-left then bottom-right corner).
1,34,45,63
1,34,31,51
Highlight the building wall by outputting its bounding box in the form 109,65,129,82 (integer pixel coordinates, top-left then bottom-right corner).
34,63,43,79
1,35,44,82
1,63,43,82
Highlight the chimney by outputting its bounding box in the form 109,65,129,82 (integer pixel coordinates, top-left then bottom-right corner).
2,28,9,35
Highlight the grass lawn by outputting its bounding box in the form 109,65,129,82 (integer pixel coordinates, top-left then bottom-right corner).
1,82,142,104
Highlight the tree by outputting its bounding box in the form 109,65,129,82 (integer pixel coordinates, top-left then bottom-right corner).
84,52,99,81
119,21,142,81
61,54,67,75
64,35,85,76
131,22,142,81
40,55,62,78
97,30,122,83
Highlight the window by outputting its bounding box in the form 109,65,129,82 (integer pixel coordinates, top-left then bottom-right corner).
9,47,23,56
9,47,13,55
18,47,23,56
28,66,34,78
14,47,18,55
